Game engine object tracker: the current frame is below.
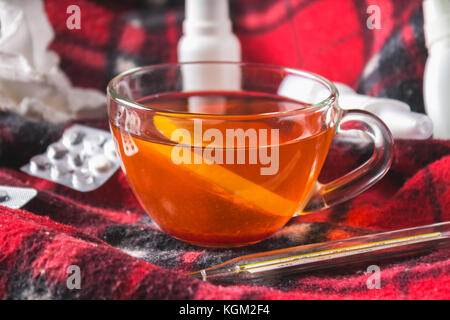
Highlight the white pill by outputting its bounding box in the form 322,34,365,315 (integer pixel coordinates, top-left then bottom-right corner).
63,131,85,148
88,155,111,174
83,135,106,155
47,143,68,160
67,152,85,168
72,170,95,188
103,139,117,160
30,155,51,172
50,163,70,180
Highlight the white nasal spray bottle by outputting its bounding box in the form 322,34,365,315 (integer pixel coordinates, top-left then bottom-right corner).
178,0,241,114
423,0,450,139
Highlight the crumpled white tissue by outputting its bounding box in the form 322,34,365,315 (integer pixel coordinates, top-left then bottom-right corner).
0,0,106,123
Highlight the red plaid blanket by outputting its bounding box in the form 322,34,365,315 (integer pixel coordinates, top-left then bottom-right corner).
0,0,449,299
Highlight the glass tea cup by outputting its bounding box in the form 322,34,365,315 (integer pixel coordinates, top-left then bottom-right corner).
107,62,393,247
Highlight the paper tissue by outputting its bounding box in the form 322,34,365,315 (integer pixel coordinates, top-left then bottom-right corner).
0,0,106,123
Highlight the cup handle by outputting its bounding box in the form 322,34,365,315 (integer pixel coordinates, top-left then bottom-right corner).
302,109,394,212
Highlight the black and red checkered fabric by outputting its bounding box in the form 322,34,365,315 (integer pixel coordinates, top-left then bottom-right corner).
0,0,449,299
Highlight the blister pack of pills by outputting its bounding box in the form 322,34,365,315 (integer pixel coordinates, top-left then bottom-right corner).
21,125,120,192
0,185,37,209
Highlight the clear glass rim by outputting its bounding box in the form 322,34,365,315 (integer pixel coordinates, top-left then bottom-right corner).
107,61,339,119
